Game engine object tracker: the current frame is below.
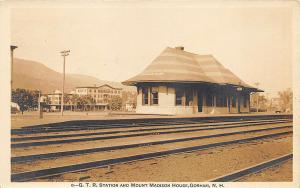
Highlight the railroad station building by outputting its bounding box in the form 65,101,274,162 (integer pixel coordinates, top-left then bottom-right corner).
122,46,262,115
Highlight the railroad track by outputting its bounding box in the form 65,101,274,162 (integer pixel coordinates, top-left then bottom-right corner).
209,153,293,182
11,130,292,182
11,120,291,148
11,125,292,163
11,115,292,135
11,119,290,142
11,119,225,134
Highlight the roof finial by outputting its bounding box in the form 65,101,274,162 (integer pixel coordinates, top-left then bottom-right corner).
175,46,184,51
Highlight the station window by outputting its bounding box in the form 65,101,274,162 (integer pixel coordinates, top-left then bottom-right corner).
175,88,184,106
151,87,159,105
243,95,248,108
185,88,193,106
216,94,227,107
206,93,214,107
142,88,149,105
232,95,237,107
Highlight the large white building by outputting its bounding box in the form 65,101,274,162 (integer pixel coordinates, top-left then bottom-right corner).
75,84,122,110
45,85,123,111
46,90,73,111
122,46,262,115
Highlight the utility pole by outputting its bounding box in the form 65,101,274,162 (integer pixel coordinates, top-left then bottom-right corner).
38,90,41,111
60,50,70,116
10,45,18,88
38,90,43,119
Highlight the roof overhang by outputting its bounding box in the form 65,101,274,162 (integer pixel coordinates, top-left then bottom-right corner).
122,80,263,92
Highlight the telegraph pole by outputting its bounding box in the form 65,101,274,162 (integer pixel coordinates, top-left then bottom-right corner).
38,90,41,111
38,90,43,119
60,50,70,116
10,45,18,88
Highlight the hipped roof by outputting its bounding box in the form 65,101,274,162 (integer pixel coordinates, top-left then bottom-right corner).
122,47,262,92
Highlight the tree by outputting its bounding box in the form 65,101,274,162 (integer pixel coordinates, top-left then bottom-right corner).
121,91,137,111
29,90,39,109
63,94,73,111
43,96,51,111
110,96,122,111
70,94,79,111
64,94,72,104
278,88,293,112
75,95,95,111
250,93,268,112
12,89,27,114
257,95,268,111
11,88,39,114
250,82,261,112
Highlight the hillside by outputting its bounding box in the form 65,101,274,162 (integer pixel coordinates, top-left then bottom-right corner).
12,58,136,93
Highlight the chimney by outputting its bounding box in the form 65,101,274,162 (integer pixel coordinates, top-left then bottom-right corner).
175,46,184,51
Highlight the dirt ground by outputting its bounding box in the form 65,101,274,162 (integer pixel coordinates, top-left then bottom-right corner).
32,135,292,182
238,160,293,182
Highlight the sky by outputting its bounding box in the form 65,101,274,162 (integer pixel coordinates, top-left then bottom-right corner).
10,1,294,97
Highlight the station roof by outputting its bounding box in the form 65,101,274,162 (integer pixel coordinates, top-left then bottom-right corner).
122,47,262,92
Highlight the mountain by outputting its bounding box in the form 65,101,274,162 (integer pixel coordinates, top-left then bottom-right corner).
12,58,136,93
